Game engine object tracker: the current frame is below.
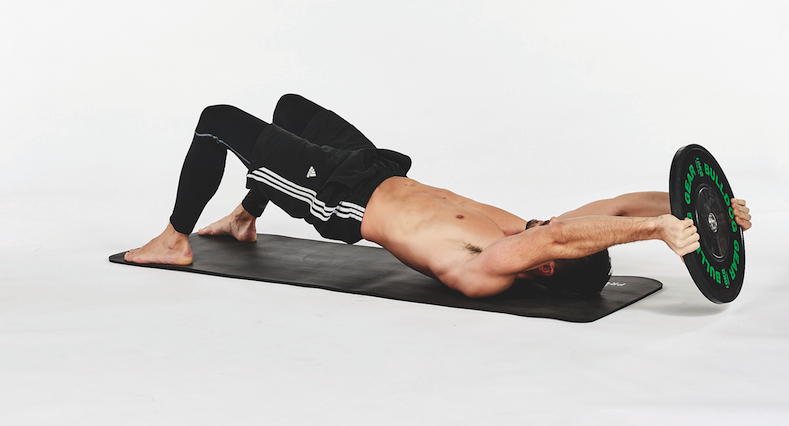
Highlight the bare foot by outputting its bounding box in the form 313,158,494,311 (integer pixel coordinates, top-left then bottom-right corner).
124,223,193,265
198,204,257,242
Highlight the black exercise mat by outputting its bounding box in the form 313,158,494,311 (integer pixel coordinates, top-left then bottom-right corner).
109,233,662,322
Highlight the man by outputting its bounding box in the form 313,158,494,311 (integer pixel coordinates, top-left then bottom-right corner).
124,95,752,299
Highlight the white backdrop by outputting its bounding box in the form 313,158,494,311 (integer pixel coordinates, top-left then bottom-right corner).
1,1,788,424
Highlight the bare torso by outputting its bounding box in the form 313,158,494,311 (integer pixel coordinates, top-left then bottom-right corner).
360,177,528,291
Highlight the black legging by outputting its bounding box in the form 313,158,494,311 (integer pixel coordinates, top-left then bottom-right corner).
169,94,324,234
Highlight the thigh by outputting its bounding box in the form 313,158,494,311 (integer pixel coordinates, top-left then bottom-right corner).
272,94,324,136
272,94,376,151
195,105,269,167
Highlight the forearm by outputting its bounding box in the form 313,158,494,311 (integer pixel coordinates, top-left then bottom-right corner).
548,215,661,259
481,215,663,276
472,212,698,288
547,213,700,262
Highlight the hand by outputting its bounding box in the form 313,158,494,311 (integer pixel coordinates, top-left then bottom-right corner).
657,214,701,256
732,199,752,231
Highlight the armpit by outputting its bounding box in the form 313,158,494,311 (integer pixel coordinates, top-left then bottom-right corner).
464,243,483,254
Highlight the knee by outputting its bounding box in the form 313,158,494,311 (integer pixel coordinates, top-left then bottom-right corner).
272,94,305,123
274,94,306,112
196,105,247,137
199,104,237,125
272,94,323,136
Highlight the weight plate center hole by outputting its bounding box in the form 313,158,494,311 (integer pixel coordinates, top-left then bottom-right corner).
708,212,718,233
696,184,729,261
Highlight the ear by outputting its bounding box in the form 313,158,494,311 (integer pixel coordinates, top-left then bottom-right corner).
537,261,555,277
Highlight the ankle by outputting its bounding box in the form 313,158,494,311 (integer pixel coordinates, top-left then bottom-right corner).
164,223,191,241
232,204,256,223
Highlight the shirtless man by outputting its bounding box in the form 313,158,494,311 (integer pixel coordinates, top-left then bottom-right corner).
125,95,752,299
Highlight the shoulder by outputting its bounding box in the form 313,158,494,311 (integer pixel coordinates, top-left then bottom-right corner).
442,225,563,298
382,228,517,298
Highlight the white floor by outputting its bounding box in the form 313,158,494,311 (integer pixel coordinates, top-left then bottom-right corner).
2,1,788,424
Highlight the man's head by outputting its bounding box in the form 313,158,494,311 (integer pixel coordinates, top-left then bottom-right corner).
535,250,612,299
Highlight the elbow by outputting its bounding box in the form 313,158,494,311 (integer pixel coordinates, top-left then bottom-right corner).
441,276,509,299
608,196,627,216
540,221,578,259
449,278,487,298
452,277,510,299
545,220,570,245
460,286,491,299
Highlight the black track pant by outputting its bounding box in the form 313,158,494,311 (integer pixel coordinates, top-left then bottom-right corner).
169,95,324,234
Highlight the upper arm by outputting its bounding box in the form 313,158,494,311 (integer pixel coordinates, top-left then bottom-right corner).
558,192,670,219
558,198,621,219
440,226,560,298
444,214,661,297
614,192,670,217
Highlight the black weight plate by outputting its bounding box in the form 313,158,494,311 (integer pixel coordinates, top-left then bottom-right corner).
669,144,745,303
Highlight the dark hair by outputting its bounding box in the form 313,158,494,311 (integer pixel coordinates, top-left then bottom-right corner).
537,249,612,299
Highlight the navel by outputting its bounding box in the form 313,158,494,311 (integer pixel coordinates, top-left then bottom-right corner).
456,215,465,219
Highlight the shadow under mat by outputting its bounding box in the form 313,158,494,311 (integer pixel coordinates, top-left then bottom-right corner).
110,233,661,323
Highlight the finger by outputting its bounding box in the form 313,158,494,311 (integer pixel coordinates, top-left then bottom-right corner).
732,198,747,207
670,231,700,256
732,203,751,213
681,232,700,248
736,216,752,231
679,224,698,240
675,240,700,256
733,207,752,230
735,209,751,221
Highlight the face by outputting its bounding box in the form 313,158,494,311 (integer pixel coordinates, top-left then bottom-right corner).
525,218,552,230
516,260,556,281
519,219,557,279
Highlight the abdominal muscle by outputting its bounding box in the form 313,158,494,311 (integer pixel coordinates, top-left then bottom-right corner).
360,177,509,281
